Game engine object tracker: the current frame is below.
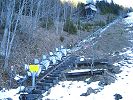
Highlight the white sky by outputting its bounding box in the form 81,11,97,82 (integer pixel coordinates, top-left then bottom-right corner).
113,0,133,8
95,0,133,8
61,0,133,8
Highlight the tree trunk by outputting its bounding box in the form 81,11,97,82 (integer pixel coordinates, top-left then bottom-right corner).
1,1,14,57
2,0,25,70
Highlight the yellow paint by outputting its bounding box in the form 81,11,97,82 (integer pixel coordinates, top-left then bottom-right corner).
29,65,39,72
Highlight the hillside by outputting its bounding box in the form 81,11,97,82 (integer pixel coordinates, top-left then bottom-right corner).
0,0,131,98
0,11,133,100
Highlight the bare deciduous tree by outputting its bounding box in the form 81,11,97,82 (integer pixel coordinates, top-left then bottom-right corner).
1,0,25,70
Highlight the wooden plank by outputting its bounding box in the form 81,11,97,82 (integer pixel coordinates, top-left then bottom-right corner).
65,69,105,77
36,82,53,87
45,76,59,80
76,59,109,67
19,94,42,100
32,89,46,94
41,79,58,84
48,74,61,77
36,85,51,91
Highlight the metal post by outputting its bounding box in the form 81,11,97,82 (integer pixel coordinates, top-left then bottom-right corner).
32,72,36,88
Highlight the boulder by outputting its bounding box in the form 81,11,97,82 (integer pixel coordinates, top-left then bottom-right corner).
114,94,123,100
80,87,95,96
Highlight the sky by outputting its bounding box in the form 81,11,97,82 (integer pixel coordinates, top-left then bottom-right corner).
96,0,133,8
115,0,133,8
61,0,133,8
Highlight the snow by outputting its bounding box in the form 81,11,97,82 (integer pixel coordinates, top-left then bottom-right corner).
29,14,133,99
14,74,25,81
79,56,85,61
92,61,133,100
43,81,101,100
89,4,97,11
0,86,25,100
85,4,97,11
125,12,133,24
68,69,105,73
128,40,133,43
119,48,132,55
42,49,133,100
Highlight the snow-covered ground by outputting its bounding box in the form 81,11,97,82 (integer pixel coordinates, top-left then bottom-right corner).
1,49,133,100
42,48,133,100
0,86,25,100
42,12,133,100
124,12,133,24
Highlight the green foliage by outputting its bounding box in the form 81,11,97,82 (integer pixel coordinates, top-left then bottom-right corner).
94,21,106,27
63,18,77,34
77,20,81,30
81,23,93,32
77,20,106,32
77,3,86,17
96,1,123,15
106,15,116,24
40,18,54,29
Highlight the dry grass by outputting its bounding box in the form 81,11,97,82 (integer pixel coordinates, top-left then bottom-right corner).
0,15,127,88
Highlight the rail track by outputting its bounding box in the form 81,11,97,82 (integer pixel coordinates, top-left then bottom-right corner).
19,55,77,100
19,55,110,100
19,18,121,100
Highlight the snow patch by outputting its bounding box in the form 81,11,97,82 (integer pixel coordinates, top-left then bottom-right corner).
42,48,133,100
43,81,101,100
128,40,133,42
124,12,133,24
0,86,25,100
68,69,105,73
14,74,25,81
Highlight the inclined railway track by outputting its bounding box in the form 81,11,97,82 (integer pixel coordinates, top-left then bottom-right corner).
19,18,121,100
19,55,77,100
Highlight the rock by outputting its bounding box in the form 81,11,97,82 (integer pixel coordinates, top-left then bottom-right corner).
0,87,2,91
98,71,116,87
98,79,108,87
19,94,27,100
80,93,88,96
45,98,51,100
114,51,119,55
80,87,95,96
86,75,102,84
6,98,13,100
19,94,42,100
127,61,132,64
124,57,128,60
108,66,121,74
123,15,129,18
114,94,123,100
